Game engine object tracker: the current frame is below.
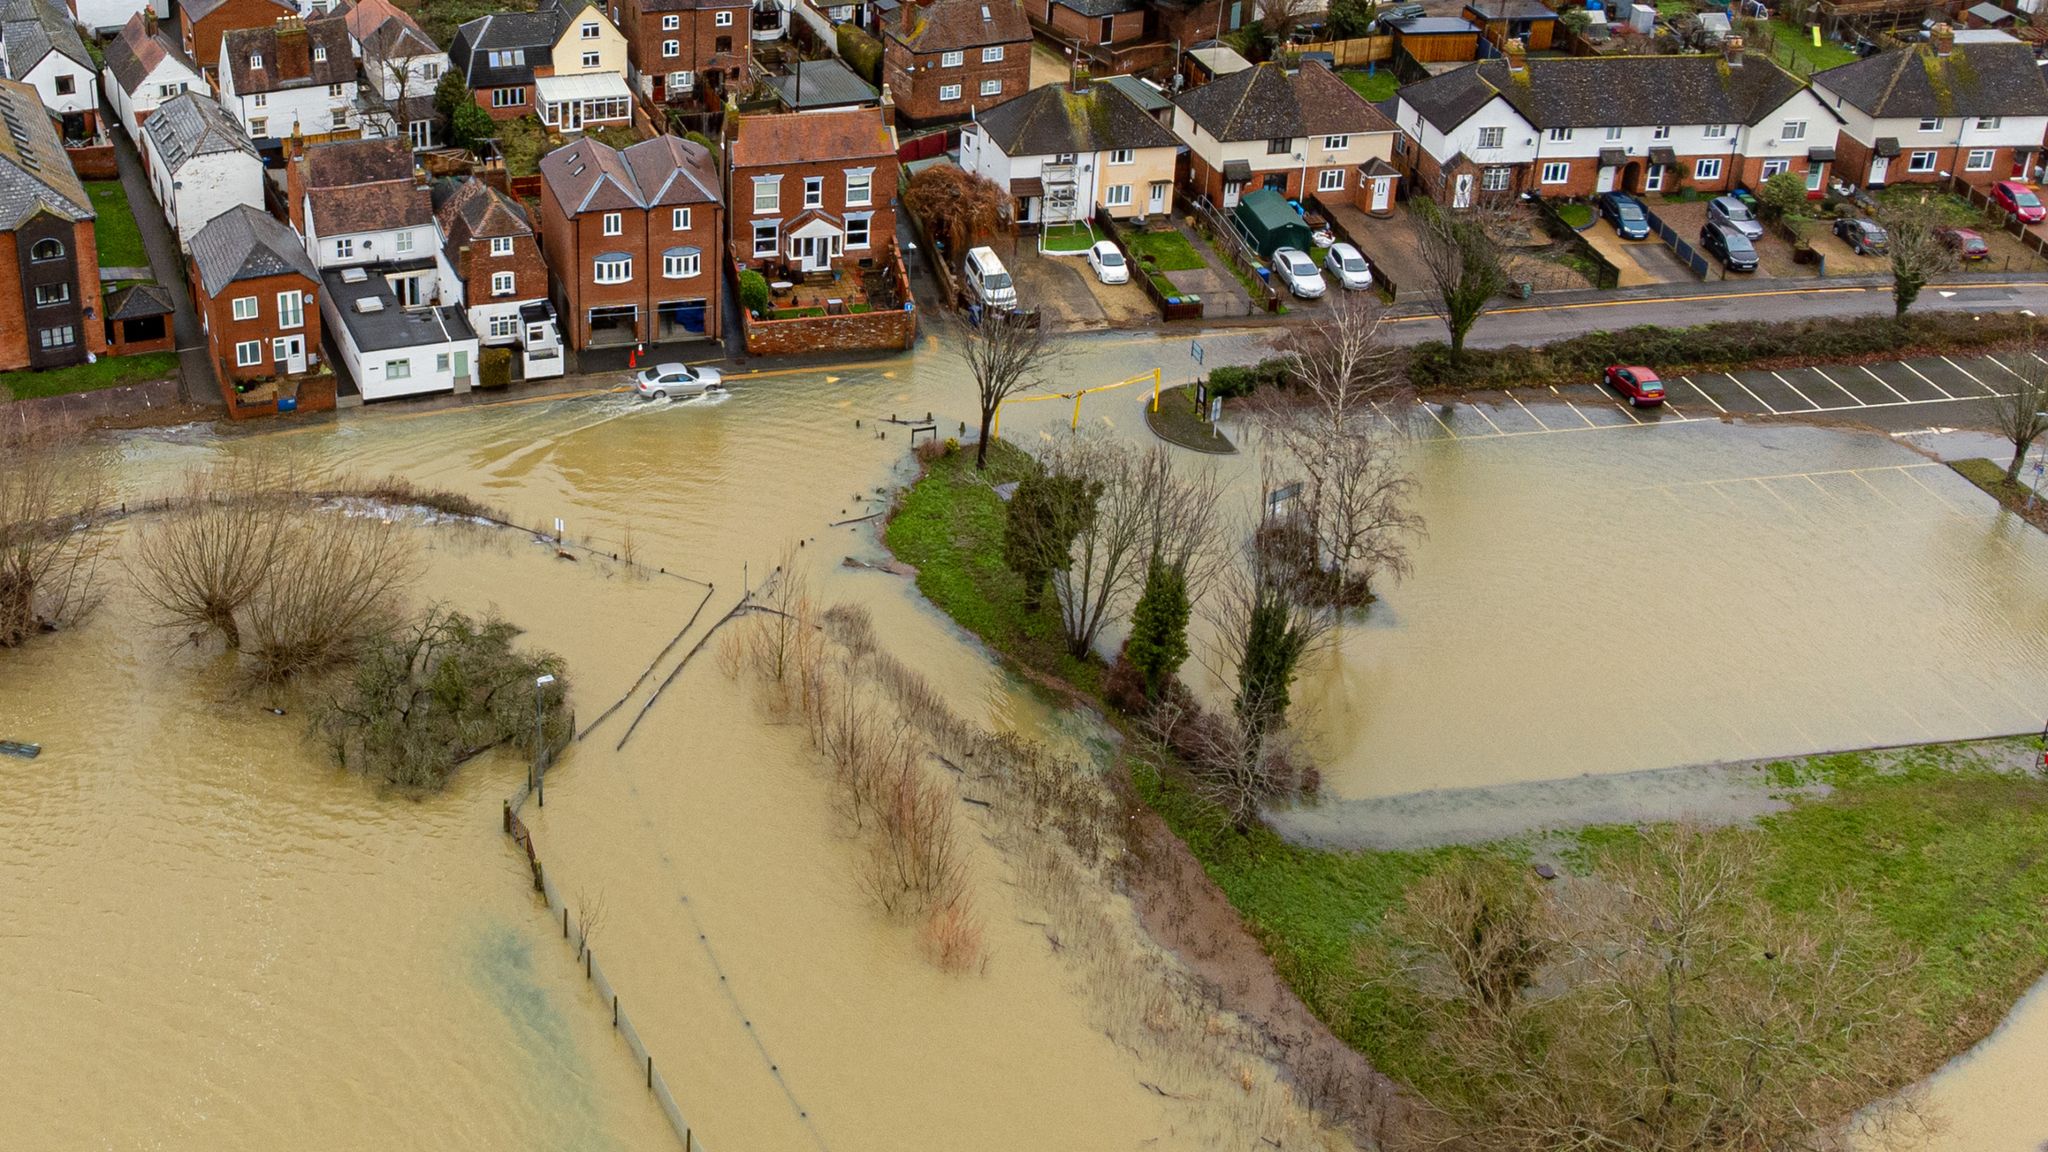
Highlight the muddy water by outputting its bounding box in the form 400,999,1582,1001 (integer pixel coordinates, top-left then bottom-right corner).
1870,972,2048,1152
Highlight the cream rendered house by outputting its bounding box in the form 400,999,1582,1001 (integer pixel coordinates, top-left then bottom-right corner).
959,76,1180,227
536,0,631,132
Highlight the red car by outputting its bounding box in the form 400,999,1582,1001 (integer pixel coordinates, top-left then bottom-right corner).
1603,365,1666,407
1993,179,2046,224
1940,227,1991,260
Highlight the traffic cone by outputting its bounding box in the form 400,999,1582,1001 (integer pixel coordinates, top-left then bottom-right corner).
629,346,638,369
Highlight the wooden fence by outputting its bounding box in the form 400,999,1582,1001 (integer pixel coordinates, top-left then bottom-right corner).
1306,192,1399,302
1285,33,1394,66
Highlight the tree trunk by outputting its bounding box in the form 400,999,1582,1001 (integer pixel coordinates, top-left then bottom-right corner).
975,409,995,470
2009,443,2028,482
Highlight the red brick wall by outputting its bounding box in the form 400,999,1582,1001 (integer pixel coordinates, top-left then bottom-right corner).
0,221,109,371
618,0,746,100
191,269,320,385
474,84,538,120
1155,1,1224,48
882,39,1030,126
540,181,725,350
1043,3,1145,44
452,231,550,315
183,0,296,71
1185,154,1351,211
740,299,916,355
728,155,899,274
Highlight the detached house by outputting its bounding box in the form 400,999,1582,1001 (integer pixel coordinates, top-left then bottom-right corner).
140,92,264,249
346,0,448,150
104,10,202,143
187,203,322,392
612,0,748,104
1173,60,1400,210
1391,43,1836,204
0,0,102,143
538,132,723,349
432,176,563,376
180,0,297,73
960,75,1179,227
881,0,1030,127
1810,27,2048,188
728,105,897,277
0,78,104,370
218,14,361,147
449,0,631,131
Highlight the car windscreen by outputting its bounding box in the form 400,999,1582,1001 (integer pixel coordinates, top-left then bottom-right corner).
1723,230,1754,253
1286,255,1315,273
1616,203,1644,221
1722,201,1755,221
2019,190,2043,207
1342,256,1368,272
983,272,1012,289
1098,250,1124,265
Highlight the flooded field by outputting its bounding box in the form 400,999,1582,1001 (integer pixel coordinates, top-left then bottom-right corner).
1875,972,2048,1152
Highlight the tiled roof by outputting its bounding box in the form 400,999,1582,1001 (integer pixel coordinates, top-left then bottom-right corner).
346,0,440,60
106,281,176,320
729,105,896,169
0,78,86,227
1404,54,1815,132
182,0,294,24
450,10,557,86
1175,61,1393,142
1,0,95,78
883,0,1030,54
1396,62,1502,132
432,176,532,244
304,136,413,187
301,138,430,236
974,82,1176,157
539,133,719,215
1813,42,2048,119
225,16,356,95
189,203,318,297
105,12,198,97
141,91,259,170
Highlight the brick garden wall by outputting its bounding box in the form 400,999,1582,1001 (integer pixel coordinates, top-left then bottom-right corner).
66,144,117,180
741,305,916,356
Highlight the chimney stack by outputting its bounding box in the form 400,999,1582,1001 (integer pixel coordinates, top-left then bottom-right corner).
275,15,310,77
1724,35,1743,66
142,8,157,36
900,0,913,34
1070,50,1090,94
1505,38,1526,74
1932,22,1954,57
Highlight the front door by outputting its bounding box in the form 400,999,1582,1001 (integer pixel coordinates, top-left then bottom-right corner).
1596,165,1617,193
1806,163,1826,193
1644,163,1665,192
452,348,469,382
566,101,582,131
1869,154,1889,186
1148,181,1167,214
1370,176,1392,212
1222,180,1243,208
272,336,305,374
1453,172,1473,209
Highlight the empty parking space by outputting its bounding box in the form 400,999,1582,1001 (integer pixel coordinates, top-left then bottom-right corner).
1671,354,2028,424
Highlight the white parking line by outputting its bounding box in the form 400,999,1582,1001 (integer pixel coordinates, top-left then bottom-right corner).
1752,477,1801,511
1467,402,1505,435
1850,469,1906,511
1899,466,1970,515
1809,366,1867,407
1724,372,1777,413
1770,371,1823,410
1896,360,1957,400
1503,390,1553,431
1682,376,1728,414
1859,364,1912,403
1984,354,2031,382
1940,356,2001,397
1592,383,1645,424
1562,399,1597,428
1418,399,1457,437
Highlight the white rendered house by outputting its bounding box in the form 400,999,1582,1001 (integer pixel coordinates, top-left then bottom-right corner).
139,92,265,250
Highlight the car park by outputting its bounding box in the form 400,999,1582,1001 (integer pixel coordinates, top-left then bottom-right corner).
1992,179,2046,224
1323,242,1374,290
1597,191,1650,240
1705,195,1764,241
1832,216,1888,255
1700,222,1759,272
1271,246,1327,298
1086,240,1130,285
634,362,723,400
1602,365,1665,407
1939,227,1990,260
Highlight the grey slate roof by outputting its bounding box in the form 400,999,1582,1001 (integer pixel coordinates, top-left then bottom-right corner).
1,0,94,79
1175,60,1394,142
1812,42,2048,119
1050,0,1138,16
1403,54,1815,132
322,267,475,353
105,13,198,97
976,81,1176,156
0,77,87,228
142,92,259,170
106,280,176,320
769,58,878,110
189,204,319,297
450,11,559,86
1394,59,1501,132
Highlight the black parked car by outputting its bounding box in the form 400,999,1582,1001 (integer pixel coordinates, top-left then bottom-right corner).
1833,216,1889,256
1596,191,1650,240
1700,222,1759,272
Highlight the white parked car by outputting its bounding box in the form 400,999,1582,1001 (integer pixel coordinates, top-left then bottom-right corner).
1271,246,1326,299
1323,242,1374,291
1086,240,1130,285
634,362,724,400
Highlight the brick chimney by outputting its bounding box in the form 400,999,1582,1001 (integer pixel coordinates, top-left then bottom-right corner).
1505,38,1526,74
142,8,156,37
275,15,310,78
1724,34,1743,66
1932,21,1954,57
899,0,914,35
1070,51,1090,94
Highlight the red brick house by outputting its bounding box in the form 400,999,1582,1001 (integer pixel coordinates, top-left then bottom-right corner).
1039,0,1145,47
611,0,749,104
881,0,1030,127
179,0,297,73
186,203,323,405
727,105,898,276
433,177,552,347
538,132,724,350
1172,60,1400,209
0,79,105,371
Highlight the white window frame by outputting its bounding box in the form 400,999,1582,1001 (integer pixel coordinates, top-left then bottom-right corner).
941,50,963,67
1761,158,1789,178
715,10,733,25
1907,150,1937,173
804,176,823,208
1978,116,2002,131
490,236,514,256
1644,163,1665,191
232,296,258,321
386,358,412,380
489,314,518,339
334,237,353,259
492,88,524,107
673,207,692,229
752,220,778,257
979,79,1001,97
1703,123,1727,139
845,170,872,205
235,339,263,366
1919,117,1943,132
1652,125,1671,140
663,39,679,56
1604,126,1622,141
1694,157,1723,182
663,250,700,278
581,20,600,37
982,45,1003,62
844,213,870,250
1540,161,1569,185
1108,148,1133,165
1546,127,1571,142
1966,148,1996,172
277,291,302,328
939,83,961,102
1317,168,1345,192
248,116,267,137
250,53,262,68
1781,120,1807,141
492,271,516,296
1105,183,1132,206
1324,135,1349,150
662,13,679,28
582,51,601,68
395,230,414,253
1481,166,1510,191
753,177,779,214
1477,125,1504,149
602,212,622,236
593,256,632,283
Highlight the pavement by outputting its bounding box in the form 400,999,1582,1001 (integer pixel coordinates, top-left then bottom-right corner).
107,107,216,408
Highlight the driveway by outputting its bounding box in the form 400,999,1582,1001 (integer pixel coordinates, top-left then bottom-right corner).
1580,219,1696,285
108,106,216,407
1653,199,1818,281
1009,245,1111,332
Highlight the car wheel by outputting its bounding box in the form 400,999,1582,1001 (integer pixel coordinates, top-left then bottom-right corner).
652,390,667,401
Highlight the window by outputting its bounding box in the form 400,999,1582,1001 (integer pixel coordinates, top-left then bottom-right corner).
581,20,600,37
327,84,343,98
1652,125,1671,140
979,79,1001,97
1781,120,1807,141
715,10,733,25
422,63,439,80
1106,183,1132,206
1317,168,1345,192
1267,137,1290,154
663,249,700,278
941,50,963,67
492,271,516,295
1108,148,1134,165
1761,158,1789,177
672,207,692,229
603,212,622,235
845,170,871,205
157,82,186,98
845,214,869,249
235,339,263,366
1967,148,1996,172
1324,135,1348,151
715,34,730,51
490,236,514,256
488,49,525,67
1978,116,2002,130
331,108,349,128
251,53,263,68
804,176,822,207
54,75,73,96
1919,117,1943,132
939,84,960,101
277,290,302,328
1644,163,1665,191
1540,161,1569,185
33,282,68,306
436,352,451,373
335,237,353,259
387,358,412,380
594,256,631,283
752,221,777,256
314,46,327,61
232,296,258,320
671,70,692,91
1694,157,1722,181
29,237,61,261
1546,127,1571,142
1908,150,1937,173
489,314,518,338
1477,125,1504,149
1604,126,1622,141
1481,166,1510,191
492,88,525,107
663,39,679,56
253,93,270,111
40,325,73,349
982,45,1004,62
753,177,779,213
1704,123,1727,138
582,51,601,67
663,13,679,28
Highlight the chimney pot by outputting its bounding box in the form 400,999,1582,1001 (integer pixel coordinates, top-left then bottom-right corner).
1724,35,1743,65
1932,22,1954,56
1505,38,1526,72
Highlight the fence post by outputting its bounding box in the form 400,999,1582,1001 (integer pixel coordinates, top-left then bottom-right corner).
648,1054,654,1090
564,906,570,938
614,994,619,1027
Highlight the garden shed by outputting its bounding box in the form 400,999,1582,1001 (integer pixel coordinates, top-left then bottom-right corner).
1231,189,1311,259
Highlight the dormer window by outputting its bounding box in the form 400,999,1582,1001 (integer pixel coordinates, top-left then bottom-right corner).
30,237,62,261
314,46,326,61
250,53,263,67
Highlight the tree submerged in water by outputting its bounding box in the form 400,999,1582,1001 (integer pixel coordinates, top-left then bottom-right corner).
318,607,570,791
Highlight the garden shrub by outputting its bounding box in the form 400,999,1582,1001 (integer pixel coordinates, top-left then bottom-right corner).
739,269,771,316
477,346,512,389
838,25,883,83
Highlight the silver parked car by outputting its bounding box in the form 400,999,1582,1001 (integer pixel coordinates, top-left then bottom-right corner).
1086,240,1130,285
1706,195,1764,240
634,362,724,399
1322,242,1374,291
1271,246,1327,298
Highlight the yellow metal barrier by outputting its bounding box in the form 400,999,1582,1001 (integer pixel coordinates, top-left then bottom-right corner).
992,366,1161,437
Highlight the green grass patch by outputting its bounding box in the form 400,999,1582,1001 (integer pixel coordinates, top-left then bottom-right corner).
769,306,826,319
86,182,147,269
1338,69,1398,102
1142,385,1237,453
1122,229,1207,272
1040,222,1096,253
494,115,551,178
1757,17,1858,74
1555,202,1593,229
1876,185,1982,228
1951,457,2048,533
0,350,179,401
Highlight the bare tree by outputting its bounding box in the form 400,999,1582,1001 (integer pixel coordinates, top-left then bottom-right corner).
243,515,419,684
575,888,608,960
1872,195,1957,318
1413,191,1512,359
1992,351,2048,481
0,435,106,648
357,21,443,145
128,463,292,650
746,540,813,685
1146,683,1313,832
963,307,1056,470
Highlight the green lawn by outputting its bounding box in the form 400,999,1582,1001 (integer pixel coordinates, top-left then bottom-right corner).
1338,69,1398,103
86,182,147,269
1556,202,1593,228
1757,17,1858,74
1122,229,1207,272
0,350,179,401
1040,222,1095,252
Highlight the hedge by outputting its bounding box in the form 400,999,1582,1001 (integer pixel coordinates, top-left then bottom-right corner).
1406,313,2044,392
838,25,882,84
1205,357,1293,398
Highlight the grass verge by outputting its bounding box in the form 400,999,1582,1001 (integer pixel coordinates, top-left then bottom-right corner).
1951,457,2048,532
86,181,147,269
1122,229,1207,272
1142,385,1236,454
1555,202,1593,229
1338,69,1398,102
1041,222,1095,253
0,351,179,402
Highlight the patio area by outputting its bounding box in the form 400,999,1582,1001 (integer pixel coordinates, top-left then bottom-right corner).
764,263,903,319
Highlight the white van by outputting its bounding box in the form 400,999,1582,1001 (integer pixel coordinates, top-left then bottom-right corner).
964,246,1017,311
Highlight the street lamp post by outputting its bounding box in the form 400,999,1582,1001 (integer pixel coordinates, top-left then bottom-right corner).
533,673,556,806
